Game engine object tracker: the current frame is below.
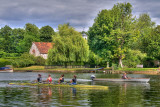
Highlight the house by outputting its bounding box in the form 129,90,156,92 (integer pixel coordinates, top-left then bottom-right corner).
29,42,53,59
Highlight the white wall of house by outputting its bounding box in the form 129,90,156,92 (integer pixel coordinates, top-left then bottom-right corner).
29,43,48,59
40,54,48,59
29,43,40,57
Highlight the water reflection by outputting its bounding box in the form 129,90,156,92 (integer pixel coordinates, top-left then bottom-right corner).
1,73,160,106
37,86,52,105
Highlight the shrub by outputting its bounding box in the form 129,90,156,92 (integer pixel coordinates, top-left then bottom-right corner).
34,56,46,65
123,49,146,68
0,58,12,67
11,53,36,67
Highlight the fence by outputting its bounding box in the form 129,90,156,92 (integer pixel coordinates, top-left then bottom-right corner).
45,65,90,69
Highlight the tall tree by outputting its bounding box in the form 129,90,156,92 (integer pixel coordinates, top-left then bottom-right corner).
25,23,39,37
0,25,12,53
88,3,138,67
143,25,160,60
39,25,55,42
18,23,40,53
11,28,25,53
135,13,155,53
47,24,89,66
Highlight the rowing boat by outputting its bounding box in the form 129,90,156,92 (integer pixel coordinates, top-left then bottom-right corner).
9,83,108,90
93,78,150,83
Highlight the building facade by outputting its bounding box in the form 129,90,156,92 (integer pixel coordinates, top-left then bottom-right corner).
29,42,53,59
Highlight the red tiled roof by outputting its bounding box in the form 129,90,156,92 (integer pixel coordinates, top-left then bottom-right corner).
33,42,54,54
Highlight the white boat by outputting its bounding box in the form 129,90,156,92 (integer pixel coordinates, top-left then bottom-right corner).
94,78,150,83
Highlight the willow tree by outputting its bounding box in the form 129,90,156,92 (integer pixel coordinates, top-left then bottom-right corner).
88,3,138,68
47,24,89,66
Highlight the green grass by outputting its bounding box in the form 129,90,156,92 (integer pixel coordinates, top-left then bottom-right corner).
117,68,158,72
14,66,159,73
14,66,45,70
14,66,111,71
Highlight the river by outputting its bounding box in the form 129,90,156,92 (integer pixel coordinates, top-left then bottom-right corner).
0,72,159,107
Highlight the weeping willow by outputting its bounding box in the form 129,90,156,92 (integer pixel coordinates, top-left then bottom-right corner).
47,24,89,66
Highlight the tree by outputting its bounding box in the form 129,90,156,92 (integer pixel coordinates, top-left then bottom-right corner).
39,25,55,42
133,13,155,52
88,3,138,68
144,25,160,60
25,23,39,36
0,25,12,53
18,23,40,53
11,28,25,53
47,24,89,66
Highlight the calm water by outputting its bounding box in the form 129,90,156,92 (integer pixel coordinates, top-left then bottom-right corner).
0,72,159,107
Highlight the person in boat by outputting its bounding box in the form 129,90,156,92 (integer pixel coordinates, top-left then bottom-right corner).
58,74,64,84
122,73,128,79
91,75,96,80
47,74,52,84
37,74,42,83
70,75,77,85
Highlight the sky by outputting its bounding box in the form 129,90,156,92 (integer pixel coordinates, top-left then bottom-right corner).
0,0,159,31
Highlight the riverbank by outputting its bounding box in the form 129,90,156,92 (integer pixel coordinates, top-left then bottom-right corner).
14,66,111,73
115,68,160,74
14,66,160,74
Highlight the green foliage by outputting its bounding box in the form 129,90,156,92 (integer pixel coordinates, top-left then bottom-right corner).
47,24,89,66
40,25,55,42
12,53,36,67
0,58,11,67
88,51,103,67
0,25,13,53
123,49,146,68
11,28,25,53
88,3,138,68
34,56,46,65
25,23,39,36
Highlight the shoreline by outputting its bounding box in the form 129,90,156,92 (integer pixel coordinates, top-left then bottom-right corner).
14,69,160,74
13,66,160,74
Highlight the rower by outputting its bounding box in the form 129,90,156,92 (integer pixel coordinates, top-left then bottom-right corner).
37,74,42,83
122,73,128,79
58,74,64,84
47,74,52,84
91,75,96,80
70,75,77,85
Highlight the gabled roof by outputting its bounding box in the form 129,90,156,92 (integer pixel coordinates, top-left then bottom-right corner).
33,42,53,54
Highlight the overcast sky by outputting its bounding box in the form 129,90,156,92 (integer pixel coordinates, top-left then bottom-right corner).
0,0,159,31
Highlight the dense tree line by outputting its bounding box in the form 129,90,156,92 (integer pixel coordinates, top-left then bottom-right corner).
0,23,55,57
88,3,160,68
1,2,160,68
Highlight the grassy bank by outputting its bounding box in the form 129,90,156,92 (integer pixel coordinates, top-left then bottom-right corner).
14,66,111,72
117,68,158,72
115,68,159,74
14,66,160,74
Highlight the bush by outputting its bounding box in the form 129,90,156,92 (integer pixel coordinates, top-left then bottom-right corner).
123,49,146,68
0,51,20,58
12,53,36,67
88,51,103,67
34,56,46,65
0,58,12,67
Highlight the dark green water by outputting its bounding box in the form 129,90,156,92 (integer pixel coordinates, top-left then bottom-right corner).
0,72,159,107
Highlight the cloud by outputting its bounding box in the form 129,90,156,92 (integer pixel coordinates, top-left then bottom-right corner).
0,0,159,31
